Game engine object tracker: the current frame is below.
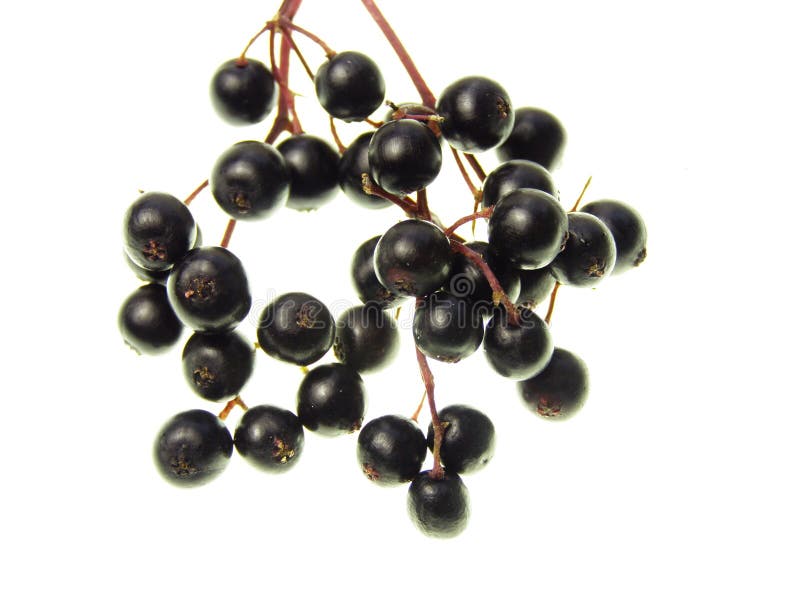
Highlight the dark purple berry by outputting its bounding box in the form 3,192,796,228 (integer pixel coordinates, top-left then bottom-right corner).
516,268,556,308
277,134,340,211
482,159,558,209
119,284,183,355
234,405,304,472
484,307,553,380
123,192,196,272
210,140,289,220
549,212,617,287
496,107,566,170
181,330,255,401
407,470,470,538
154,409,233,487
256,292,335,366
357,415,427,486
436,76,514,152
167,246,251,333
427,405,495,474
338,132,391,209
210,58,277,125
333,304,400,373
488,188,568,269
351,236,402,308
296,363,367,436
447,241,520,313
413,292,484,363
580,199,648,274
374,219,452,297
368,119,442,195
517,348,589,420
314,51,385,122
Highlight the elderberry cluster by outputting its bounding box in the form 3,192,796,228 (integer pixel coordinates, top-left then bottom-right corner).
118,5,647,539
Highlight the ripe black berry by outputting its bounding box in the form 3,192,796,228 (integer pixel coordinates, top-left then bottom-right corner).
549,212,617,287
436,76,514,152
407,470,470,538
357,415,427,486
351,236,401,308
297,363,367,436
484,307,553,380
210,140,289,220
481,159,558,209
496,107,566,170
314,51,385,121
426,405,495,474
338,132,391,209
333,304,400,373
277,134,340,211
123,192,196,272
517,267,556,308
154,409,233,487
181,330,255,401
447,241,520,312
580,199,648,274
168,246,251,332
413,291,484,363
517,348,589,420
488,188,568,269
234,405,305,471
374,219,452,297
210,58,277,125
368,119,442,195
119,284,183,355
256,292,335,366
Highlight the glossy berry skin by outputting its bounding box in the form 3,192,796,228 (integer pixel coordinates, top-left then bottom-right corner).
234,405,304,472
351,236,401,308
517,268,556,308
436,76,514,153
482,159,558,209
210,58,276,125
125,225,202,284
333,303,399,373
168,246,251,333
181,330,255,401
413,292,484,363
368,120,442,195
484,307,553,380
357,415,427,486
297,363,367,436
518,348,589,420
338,132,390,209
488,188,568,270
154,409,233,487
119,284,183,355
314,51,385,122
447,241,520,313
277,134,340,211
374,219,452,297
256,292,335,366
549,212,617,287
407,470,470,538
496,107,566,170
210,141,289,220
426,405,495,474
581,199,648,275
123,192,196,272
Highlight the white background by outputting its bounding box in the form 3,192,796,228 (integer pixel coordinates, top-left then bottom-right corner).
1,1,798,598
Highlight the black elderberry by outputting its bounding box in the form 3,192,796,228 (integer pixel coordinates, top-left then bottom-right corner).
123,192,196,272
333,303,399,373
297,363,367,436
368,119,442,195
210,58,277,125
426,404,495,474
516,268,556,308
234,405,305,471
580,199,648,274
277,134,340,211
549,212,617,287
484,307,553,380
517,348,589,420
357,415,427,486
481,159,558,209
407,470,470,538
315,51,385,122
118,284,183,355
496,107,566,170
181,330,255,401
154,410,233,487
447,241,520,312
256,292,335,366
338,132,391,209
413,292,484,363
351,236,402,308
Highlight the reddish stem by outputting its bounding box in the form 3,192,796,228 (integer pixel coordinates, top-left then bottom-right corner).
360,0,437,108
570,175,593,212
464,153,486,182
219,396,248,421
264,1,303,144
450,147,479,198
410,390,426,423
220,219,237,249
544,281,560,325
444,206,493,237
416,188,431,221
361,174,419,215
184,179,208,206
279,20,336,57
239,22,274,63
415,344,444,479
329,116,346,153
450,240,519,324
281,28,315,80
